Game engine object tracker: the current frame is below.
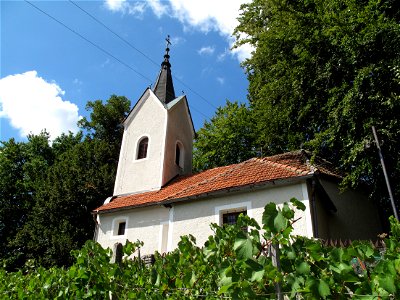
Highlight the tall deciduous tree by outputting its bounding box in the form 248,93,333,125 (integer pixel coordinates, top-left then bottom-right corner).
0,132,54,268
1,95,131,269
78,95,130,151
234,0,400,217
193,101,256,171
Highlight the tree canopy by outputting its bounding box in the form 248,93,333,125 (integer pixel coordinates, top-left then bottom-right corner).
196,0,400,218
193,101,256,171
194,0,399,219
0,95,130,269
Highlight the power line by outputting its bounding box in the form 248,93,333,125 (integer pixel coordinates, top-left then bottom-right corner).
68,0,218,111
68,0,160,68
25,0,153,83
24,0,211,120
174,76,218,110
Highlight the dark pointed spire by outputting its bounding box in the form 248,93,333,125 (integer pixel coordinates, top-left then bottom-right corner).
153,35,176,104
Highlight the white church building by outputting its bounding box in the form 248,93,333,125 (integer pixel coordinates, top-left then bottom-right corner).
93,45,382,255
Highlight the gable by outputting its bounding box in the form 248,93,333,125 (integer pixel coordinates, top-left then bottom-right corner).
166,95,195,137
123,88,166,129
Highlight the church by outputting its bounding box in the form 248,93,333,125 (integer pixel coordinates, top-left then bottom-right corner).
93,44,382,255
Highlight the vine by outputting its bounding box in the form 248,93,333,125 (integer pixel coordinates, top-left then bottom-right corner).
1,198,399,299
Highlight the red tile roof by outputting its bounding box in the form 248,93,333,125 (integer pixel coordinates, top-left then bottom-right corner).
94,150,341,213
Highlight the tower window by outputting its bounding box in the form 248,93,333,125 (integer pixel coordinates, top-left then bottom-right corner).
137,137,148,159
175,144,181,166
175,142,184,168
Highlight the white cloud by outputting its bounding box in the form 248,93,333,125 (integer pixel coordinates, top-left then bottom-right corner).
231,42,254,62
104,0,125,11
198,46,215,56
217,48,230,62
104,0,254,62
0,71,81,139
201,67,213,76
104,0,166,18
170,36,185,46
73,78,83,85
164,0,254,61
127,2,146,16
147,0,168,18
101,58,111,68
216,77,225,85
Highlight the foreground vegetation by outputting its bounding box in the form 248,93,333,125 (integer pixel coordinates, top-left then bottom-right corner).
1,199,399,299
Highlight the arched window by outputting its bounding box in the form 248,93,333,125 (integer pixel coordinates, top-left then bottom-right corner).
175,142,183,167
137,137,148,159
175,144,181,166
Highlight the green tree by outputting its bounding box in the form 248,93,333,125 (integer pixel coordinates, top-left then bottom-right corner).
1,95,131,269
234,0,400,217
193,101,256,171
0,132,54,269
13,139,117,267
78,95,130,151
0,139,30,268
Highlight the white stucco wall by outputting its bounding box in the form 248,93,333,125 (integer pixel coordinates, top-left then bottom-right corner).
162,97,194,184
96,205,170,254
97,181,313,255
114,90,167,195
170,182,312,249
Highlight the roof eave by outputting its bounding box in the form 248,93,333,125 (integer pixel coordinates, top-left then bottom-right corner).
94,173,314,215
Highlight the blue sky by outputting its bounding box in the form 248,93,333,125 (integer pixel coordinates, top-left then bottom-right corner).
0,0,252,142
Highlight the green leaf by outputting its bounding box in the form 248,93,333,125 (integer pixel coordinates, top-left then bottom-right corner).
274,211,287,232
234,234,254,260
318,279,331,299
296,262,310,275
218,283,233,295
245,259,265,282
250,269,265,282
330,247,344,262
262,203,278,232
286,250,296,260
219,266,233,287
290,198,306,211
189,271,197,287
378,276,396,294
282,203,294,220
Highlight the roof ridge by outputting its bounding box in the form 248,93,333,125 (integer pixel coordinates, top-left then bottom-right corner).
261,157,311,175
266,150,303,160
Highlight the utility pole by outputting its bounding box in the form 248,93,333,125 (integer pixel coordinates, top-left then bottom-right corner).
372,126,399,221
270,243,283,300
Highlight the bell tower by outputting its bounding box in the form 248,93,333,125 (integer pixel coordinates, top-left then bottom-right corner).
113,37,195,195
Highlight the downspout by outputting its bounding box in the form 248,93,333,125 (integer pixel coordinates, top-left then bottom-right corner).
310,178,319,238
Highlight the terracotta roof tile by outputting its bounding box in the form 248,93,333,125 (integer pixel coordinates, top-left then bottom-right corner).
95,150,341,213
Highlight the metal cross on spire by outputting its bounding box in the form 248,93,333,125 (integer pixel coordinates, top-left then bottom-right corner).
165,35,171,56
161,35,172,68
166,35,171,47
165,34,171,55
